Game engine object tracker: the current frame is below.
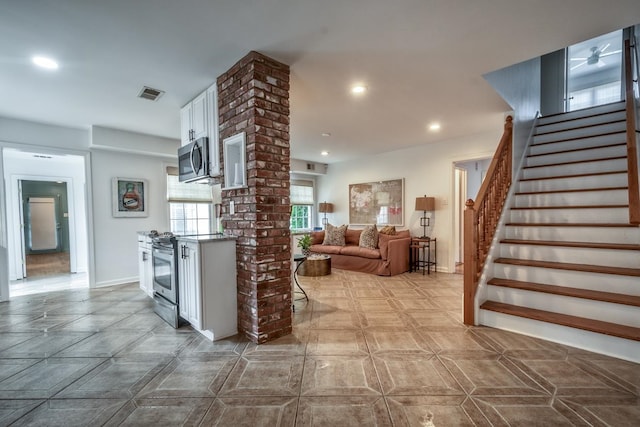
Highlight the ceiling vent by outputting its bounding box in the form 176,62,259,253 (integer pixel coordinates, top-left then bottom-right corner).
138,86,165,101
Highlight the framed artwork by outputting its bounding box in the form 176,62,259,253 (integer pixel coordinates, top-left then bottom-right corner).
112,177,148,217
349,178,404,226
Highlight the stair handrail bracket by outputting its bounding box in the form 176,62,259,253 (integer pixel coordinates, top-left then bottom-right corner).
464,116,513,325
624,37,640,224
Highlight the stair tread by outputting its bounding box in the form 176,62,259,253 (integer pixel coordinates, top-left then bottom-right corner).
519,170,627,182
539,102,625,121
510,204,628,210
500,239,640,251
532,130,626,147
494,257,640,277
505,222,639,228
528,142,626,158
535,119,626,136
487,278,640,307
516,187,628,195
480,301,640,341
523,155,626,170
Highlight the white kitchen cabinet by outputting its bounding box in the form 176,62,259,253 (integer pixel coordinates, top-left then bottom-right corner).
180,91,208,146
206,84,220,176
177,240,202,327
177,236,237,340
137,234,154,297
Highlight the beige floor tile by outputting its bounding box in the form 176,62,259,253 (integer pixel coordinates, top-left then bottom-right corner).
359,311,412,329
244,330,308,356
310,310,361,330
307,329,368,356
364,329,433,355
373,353,464,396
203,397,297,426
301,355,382,396
297,396,391,426
0,331,93,358
219,355,303,397
105,397,213,427
10,398,126,427
136,355,238,398
386,395,477,426
0,400,45,426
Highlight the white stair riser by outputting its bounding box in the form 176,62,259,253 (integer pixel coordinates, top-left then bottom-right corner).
514,190,628,207
518,173,627,192
522,158,627,179
492,264,640,296
533,122,626,144
536,111,627,134
499,244,640,269
509,207,628,223
526,145,627,167
537,103,625,126
487,286,640,327
529,132,626,156
505,226,640,244
478,309,640,363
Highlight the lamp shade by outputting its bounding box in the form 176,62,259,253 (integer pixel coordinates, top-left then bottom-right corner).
318,202,333,213
415,196,435,211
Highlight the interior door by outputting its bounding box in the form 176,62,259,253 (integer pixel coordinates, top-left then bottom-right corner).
27,197,58,251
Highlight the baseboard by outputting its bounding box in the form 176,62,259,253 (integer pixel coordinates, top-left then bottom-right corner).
93,277,138,288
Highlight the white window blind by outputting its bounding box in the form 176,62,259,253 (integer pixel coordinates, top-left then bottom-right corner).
166,166,213,203
290,179,314,205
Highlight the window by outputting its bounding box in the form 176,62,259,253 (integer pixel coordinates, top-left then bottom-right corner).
166,167,213,235
290,179,314,231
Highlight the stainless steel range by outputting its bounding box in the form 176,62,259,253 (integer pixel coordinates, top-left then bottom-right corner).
151,233,183,328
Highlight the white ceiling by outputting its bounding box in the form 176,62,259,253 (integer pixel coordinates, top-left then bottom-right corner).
1,1,639,164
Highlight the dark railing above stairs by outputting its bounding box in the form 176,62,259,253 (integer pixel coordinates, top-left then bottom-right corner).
624,38,640,225
463,116,513,325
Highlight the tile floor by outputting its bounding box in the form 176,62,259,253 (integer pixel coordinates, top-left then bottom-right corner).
0,269,639,426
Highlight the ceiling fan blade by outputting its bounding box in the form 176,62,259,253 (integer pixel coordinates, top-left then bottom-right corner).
570,57,587,61
570,60,587,71
596,59,606,67
600,43,611,53
600,49,622,57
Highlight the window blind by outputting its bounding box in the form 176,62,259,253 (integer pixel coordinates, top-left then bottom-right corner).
290,179,314,205
166,166,213,203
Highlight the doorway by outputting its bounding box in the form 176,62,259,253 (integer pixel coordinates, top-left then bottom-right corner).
453,157,492,274
1,147,90,298
21,180,71,279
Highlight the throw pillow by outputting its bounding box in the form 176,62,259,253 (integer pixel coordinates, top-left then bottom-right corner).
323,224,347,246
379,225,396,235
359,224,379,249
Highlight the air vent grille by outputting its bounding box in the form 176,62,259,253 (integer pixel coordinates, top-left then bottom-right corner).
138,86,165,101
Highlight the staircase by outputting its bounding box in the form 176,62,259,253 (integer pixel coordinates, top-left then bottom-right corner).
478,101,640,362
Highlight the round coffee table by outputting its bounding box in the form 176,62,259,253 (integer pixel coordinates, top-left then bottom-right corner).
298,254,332,276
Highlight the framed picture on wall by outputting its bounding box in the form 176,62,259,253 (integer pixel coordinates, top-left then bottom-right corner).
349,178,404,226
112,177,148,217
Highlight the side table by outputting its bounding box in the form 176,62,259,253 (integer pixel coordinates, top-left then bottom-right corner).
293,254,309,310
409,237,437,275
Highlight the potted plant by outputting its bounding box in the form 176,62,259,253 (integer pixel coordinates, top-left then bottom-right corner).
297,234,312,257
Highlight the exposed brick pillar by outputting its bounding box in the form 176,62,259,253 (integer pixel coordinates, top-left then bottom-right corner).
217,51,291,343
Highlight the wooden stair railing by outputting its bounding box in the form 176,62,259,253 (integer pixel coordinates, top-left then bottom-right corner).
463,116,513,325
624,38,640,225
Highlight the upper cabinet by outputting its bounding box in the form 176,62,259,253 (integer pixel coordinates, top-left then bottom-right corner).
180,91,207,146
180,83,220,177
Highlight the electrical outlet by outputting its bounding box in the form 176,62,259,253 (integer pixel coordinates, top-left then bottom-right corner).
230,201,235,215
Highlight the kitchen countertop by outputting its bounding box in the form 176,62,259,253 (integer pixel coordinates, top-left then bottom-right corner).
177,233,237,243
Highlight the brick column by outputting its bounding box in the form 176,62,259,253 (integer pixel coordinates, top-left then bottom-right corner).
217,51,291,343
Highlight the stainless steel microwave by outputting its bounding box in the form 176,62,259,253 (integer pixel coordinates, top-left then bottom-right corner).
178,137,210,182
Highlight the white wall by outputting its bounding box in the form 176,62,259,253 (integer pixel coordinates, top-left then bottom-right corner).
0,116,88,150
316,131,501,272
456,158,492,200
90,149,173,287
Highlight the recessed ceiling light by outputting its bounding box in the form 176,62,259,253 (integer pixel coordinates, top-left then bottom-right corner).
351,85,367,94
429,123,441,131
321,151,329,156
321,132,331,137
32,56,59,70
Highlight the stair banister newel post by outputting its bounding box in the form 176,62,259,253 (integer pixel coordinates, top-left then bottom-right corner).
463,199,477,325
463,116,513,326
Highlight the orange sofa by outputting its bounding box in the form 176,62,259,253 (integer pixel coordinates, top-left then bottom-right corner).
309,228,410,276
